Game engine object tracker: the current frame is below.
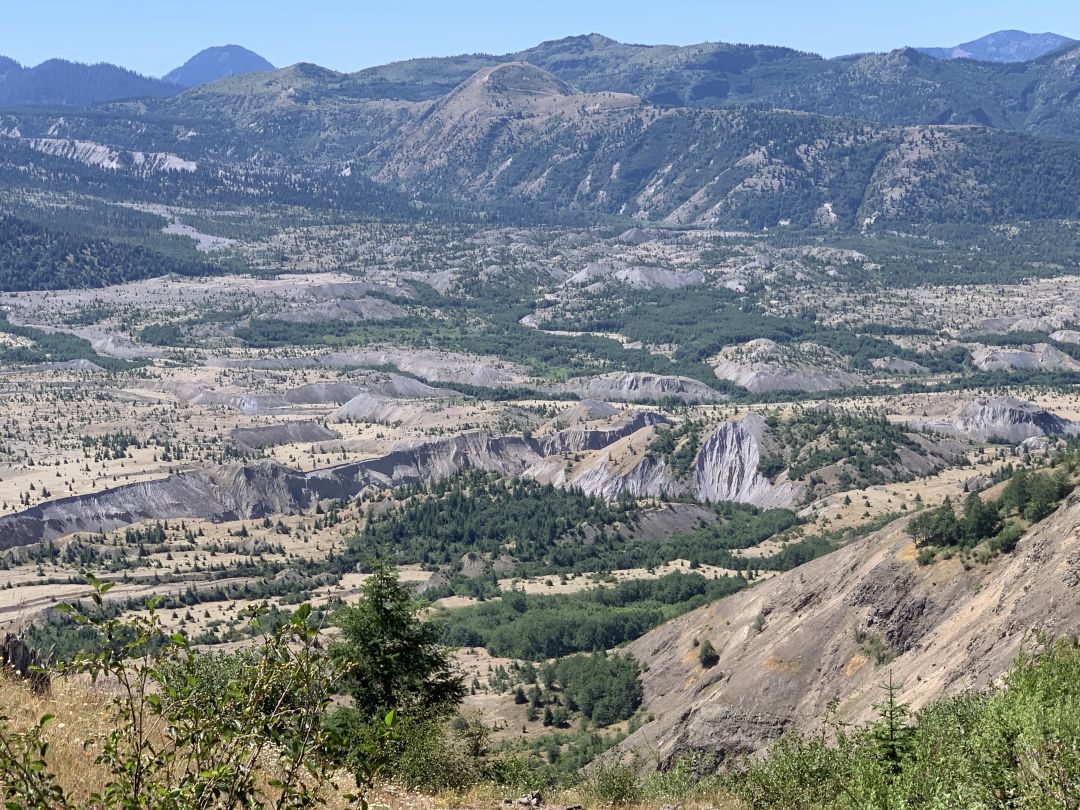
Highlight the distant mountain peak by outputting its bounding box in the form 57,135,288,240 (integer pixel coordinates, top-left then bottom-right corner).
918,30,1076,63
543,33,621,48
164,45,275,88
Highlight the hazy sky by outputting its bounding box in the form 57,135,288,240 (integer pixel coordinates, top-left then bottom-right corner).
5,0,1079,76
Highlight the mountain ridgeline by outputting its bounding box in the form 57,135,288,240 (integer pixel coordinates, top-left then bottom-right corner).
0,58,179,107
325,32,1080,135
3,32,1080,230
917,30,1076,62
0,45,276,107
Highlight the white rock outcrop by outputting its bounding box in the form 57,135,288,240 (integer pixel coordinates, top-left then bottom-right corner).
692,415,802,508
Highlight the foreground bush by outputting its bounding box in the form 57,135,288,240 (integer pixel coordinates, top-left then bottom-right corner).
733,637,1080,809
1,575,358,809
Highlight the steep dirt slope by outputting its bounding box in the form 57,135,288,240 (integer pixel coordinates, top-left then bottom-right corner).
621,490,1080,769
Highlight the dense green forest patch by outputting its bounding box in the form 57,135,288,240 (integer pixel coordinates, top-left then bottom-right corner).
342,473,802,590
0,212,221,291
439,571,747,659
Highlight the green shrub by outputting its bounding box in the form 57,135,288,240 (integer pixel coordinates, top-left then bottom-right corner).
387,715,491,792
582,760,641,806
732,637,1080,809
990,521,1023,554
1,575,357,809
699,639,720,668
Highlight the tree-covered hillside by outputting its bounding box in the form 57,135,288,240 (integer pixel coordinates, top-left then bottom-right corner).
0,58,179,106
0,214,217,291
331,34,1080,137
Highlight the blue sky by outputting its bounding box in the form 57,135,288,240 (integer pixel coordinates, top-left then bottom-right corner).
5,0,1080,76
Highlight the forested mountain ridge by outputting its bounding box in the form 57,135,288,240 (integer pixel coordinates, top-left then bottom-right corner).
323,33,1080,137
2,59,1080,232
0,58,180,107
1,30,1080,231
0,44,273,108
6,29,1080,136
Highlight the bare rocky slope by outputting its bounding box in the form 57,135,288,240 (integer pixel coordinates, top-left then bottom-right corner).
230,421,339,451
619,490,1080,769
547,372,727,404
971,343,1080,374
692,415,803,507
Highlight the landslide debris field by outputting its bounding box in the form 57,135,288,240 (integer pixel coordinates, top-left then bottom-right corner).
2,216,1080,763
3,65,1080,781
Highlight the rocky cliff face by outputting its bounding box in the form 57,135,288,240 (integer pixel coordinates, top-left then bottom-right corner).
327,432,541,493
620,490,1080,770
0,461,316,550
554,454,673,500
539,411,669,454
693,415,803,508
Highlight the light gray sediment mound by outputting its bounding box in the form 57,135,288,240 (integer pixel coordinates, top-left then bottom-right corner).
549,372,726,403
348,370,461,399
974,316,1068,335
231,421,340,450
1050,329,1080,345
161,383,290,414
306,282,411,301
711,339,862,394
273,297,407,323
567,263,702,289
549,399,621,426
871,357,929,374
283,382,365,406
971,343,1080,373
617,227,657,245
21,359,106,373
331,393,428,425
91,333,166,360
907,395,1078,443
